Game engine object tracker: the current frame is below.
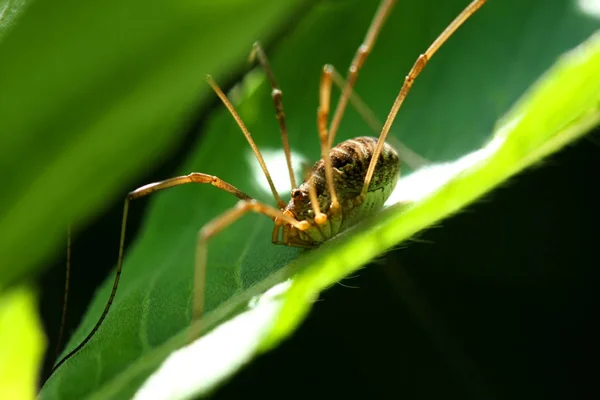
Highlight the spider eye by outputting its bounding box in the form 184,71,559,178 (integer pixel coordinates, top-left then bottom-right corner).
291,189,302,198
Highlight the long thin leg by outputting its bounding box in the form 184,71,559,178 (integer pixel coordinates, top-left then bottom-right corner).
330,66,381,135
307,180,326,225
317,65,341,219
250,42,296,189
361,0,487,198
49,173,252,376
55,225,72,360
207,76,286,209
192,199,307,329
328,0,397,147
329,65,430,170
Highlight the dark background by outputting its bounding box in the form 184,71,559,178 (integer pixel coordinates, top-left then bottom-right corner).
215,130,600,400
38,107,600,400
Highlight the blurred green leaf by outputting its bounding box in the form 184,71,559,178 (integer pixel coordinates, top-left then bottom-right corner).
0,0,28,36
0,285,45,400
0,0,310,289
39,0,600,399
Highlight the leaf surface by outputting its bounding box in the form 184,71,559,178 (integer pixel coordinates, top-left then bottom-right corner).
39,1,600,399
0,0,309,289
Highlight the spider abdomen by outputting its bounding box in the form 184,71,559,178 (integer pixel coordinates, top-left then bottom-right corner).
286,136,400,243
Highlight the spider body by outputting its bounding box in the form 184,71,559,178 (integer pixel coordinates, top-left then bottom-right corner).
47,0,486,381
280,136,400,246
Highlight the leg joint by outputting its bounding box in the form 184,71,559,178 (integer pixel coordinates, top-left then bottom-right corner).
271,88,283,101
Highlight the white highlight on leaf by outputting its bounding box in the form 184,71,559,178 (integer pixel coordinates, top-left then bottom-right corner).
134,280,292,400
248,279,292,309
248,148,309,198
0,4,8,22
385,127,509,207
577,0,600,19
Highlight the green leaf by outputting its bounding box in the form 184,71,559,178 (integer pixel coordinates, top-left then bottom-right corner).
0,0,310,289
40,0,600,399
267,32,600,349
0,285,45,400
0,0,28,37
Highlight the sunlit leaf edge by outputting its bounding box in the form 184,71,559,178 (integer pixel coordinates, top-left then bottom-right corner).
265,29,600,349
0,285,45,400
83,29,600,400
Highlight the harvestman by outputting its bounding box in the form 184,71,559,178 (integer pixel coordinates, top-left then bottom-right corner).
49,0,487,378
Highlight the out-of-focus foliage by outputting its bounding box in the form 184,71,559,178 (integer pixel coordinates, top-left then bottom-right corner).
0,286,45,400
0,0,309,289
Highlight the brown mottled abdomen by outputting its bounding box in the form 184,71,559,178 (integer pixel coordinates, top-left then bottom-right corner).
284,136,400,243
311,136,400,198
